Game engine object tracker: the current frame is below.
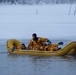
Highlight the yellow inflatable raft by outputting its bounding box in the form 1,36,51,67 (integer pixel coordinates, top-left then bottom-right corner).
6,39,76,56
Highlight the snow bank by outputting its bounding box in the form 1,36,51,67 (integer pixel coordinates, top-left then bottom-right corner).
0,4,76,39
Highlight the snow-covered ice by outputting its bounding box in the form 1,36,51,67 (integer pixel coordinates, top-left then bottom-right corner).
0,4,76,39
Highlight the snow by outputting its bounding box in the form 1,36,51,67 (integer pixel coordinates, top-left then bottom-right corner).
0,4,76,40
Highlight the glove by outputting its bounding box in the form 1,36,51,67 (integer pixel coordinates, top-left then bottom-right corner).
11,47,15,52
47,40,51,44
58,47,61,50
58,42,64,45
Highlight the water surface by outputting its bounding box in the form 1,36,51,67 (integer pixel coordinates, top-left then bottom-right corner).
0,39,76,75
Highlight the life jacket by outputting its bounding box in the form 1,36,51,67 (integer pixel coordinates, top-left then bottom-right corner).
44,44,59,51
31,37,43,50
28,37,48,50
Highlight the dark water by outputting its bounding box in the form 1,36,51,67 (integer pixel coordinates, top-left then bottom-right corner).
0,39,76,75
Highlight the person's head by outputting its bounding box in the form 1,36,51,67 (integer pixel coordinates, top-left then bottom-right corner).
21,43,26,49
32,33,37,40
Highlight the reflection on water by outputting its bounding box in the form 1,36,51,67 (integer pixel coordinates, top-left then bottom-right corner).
0,39,76,75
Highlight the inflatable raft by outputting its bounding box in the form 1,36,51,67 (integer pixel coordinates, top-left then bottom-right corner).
6,39,76,56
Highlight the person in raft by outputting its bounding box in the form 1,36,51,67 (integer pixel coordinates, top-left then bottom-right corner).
21,43,28,50
28,33,63,51
41,42,63,51
12,43,28,52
